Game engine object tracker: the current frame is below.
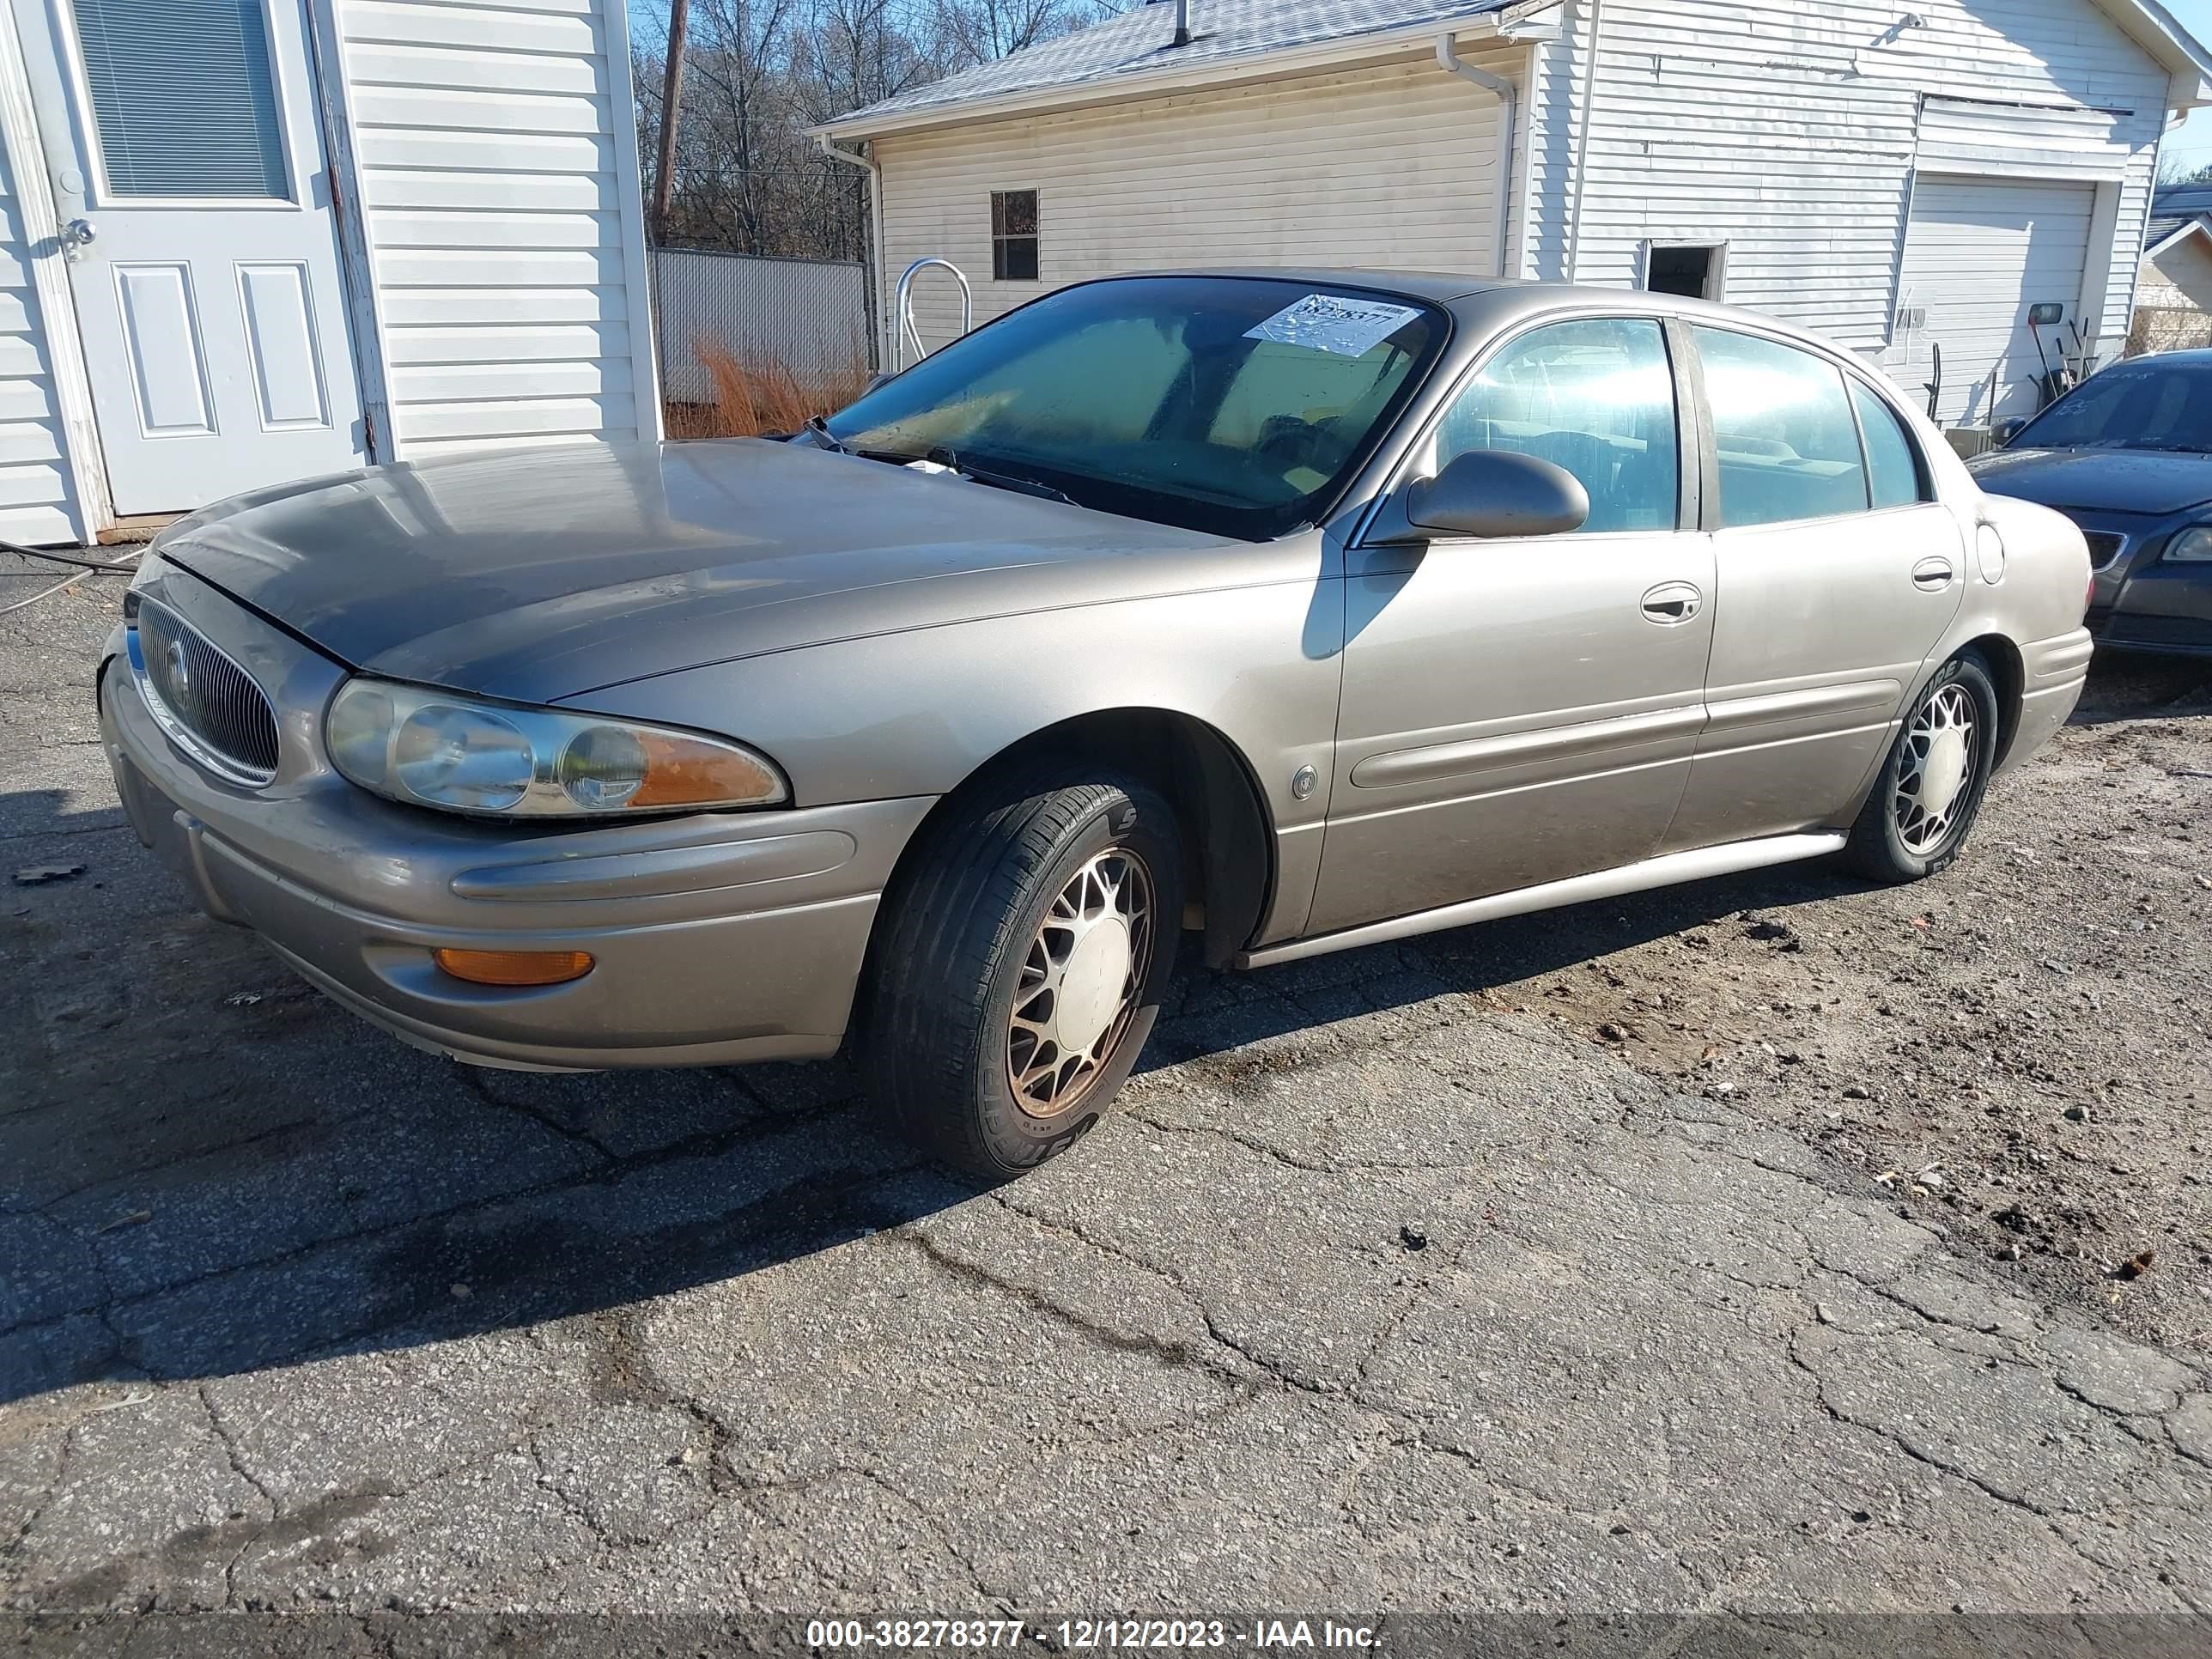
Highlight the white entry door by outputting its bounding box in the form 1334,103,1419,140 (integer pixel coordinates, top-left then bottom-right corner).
16,0,366,514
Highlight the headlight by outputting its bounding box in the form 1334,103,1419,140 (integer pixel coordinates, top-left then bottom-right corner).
2164,526,2212,562
325,678,787,818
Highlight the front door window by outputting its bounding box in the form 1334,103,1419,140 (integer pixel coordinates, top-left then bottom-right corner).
70,0,291,200
1431,317,1681,534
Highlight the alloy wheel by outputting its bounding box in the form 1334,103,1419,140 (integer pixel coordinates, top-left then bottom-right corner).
1894,681,1979,856
1006,847,1155,1116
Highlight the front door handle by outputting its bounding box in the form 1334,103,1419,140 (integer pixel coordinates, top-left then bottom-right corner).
1911,556,1955,590
1641,581,1703,624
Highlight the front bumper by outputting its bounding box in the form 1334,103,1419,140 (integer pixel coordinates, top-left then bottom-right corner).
98,578,932,1071
2087,602,2212,657
2079,522,2212,658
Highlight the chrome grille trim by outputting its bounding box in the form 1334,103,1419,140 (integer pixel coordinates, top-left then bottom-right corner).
128,597,281,787
2078,530,2129,571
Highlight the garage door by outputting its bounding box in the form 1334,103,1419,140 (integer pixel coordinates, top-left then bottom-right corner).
1892,177,2095,427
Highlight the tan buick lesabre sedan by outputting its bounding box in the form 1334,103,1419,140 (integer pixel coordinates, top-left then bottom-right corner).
101,271,2094,1179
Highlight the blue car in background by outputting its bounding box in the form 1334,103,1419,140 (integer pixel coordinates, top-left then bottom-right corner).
1971,350,2212,658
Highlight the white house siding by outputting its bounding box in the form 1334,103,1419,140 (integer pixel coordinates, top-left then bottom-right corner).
872,40,1526,356
0,135,78,544
332,0,657,458
1535,0,2170,362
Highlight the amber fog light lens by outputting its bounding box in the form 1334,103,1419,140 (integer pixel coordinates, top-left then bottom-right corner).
432,947,595,987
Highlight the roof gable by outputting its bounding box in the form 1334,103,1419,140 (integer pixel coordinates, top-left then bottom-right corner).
818,0,1516,134
2089,0,2212,100
2148,214,2212,257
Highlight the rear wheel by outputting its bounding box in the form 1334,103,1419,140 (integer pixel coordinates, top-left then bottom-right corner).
1845,652,2000,883
864,771,1183,1182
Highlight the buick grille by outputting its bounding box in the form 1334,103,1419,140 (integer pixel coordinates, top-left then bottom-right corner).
131,598,281,786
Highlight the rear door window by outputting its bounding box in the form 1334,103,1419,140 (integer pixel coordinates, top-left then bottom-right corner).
1692,326,1870,527
1850,380,1926,510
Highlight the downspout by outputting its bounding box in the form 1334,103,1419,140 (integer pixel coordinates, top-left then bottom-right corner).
1434,34,1513,278
1565,0,1606,283
815,131,888,370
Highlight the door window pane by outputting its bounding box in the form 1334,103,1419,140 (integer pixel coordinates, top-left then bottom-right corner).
1850,379,1926,510
1694,326,1870,527
72,0,289,198
1434,318,1679,533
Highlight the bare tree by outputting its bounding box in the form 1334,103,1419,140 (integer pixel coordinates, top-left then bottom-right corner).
635,0,1126,264
2158,150,2212,190
928,0,1111,70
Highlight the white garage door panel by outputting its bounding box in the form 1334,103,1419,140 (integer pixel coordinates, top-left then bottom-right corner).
1893,177,2094,428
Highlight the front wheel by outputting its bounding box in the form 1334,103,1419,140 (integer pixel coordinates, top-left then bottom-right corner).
863,772,1183,1182
1845,652,2001,883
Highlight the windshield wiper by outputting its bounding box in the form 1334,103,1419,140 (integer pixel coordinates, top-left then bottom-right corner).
803,415,853,454
924,447,1079,506
804,420,936,469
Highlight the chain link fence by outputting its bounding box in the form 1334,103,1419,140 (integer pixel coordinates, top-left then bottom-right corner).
652,249,873,434
2128,306,2212,356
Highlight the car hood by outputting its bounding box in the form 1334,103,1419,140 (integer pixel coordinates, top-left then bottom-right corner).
1967,445,2212,517
155,439,1236,704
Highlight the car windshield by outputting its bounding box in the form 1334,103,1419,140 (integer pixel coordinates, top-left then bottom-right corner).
2010,359,2212,453
822,276,1449,540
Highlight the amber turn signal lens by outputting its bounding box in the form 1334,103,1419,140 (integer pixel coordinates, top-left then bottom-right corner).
629,729,783,809
432,947,595,987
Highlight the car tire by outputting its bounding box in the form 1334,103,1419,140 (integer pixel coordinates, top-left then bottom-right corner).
863,770,1184,1182
1844,651,2002,884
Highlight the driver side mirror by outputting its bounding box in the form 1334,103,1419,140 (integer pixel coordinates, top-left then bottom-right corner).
1990,416,2027,447
1370,449,1590,542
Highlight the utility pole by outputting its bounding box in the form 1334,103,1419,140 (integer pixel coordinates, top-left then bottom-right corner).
652,0,690,244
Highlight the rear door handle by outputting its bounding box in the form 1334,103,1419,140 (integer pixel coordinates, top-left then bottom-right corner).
1911,556,1955,590
1641,581,1703,624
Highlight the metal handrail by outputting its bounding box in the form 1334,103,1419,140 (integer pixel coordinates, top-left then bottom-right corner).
892,258,971,371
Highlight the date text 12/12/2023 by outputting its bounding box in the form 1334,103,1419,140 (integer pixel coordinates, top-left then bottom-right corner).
803,1620,1381,1649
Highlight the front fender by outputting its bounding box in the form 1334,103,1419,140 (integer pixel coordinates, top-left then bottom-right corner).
556,574,1345,929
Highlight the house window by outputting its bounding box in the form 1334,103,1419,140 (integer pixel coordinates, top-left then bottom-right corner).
1644,242,1725,301
992,190,1039,282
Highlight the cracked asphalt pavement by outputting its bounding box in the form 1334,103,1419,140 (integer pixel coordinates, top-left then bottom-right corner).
4,570,2211,1620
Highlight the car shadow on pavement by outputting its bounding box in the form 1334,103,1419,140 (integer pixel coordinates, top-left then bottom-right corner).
1,774,1873,1408
1142,856,1862,1077
2068,646,2209,726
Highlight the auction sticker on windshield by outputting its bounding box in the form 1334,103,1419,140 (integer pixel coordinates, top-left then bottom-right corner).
1244,293,1425,357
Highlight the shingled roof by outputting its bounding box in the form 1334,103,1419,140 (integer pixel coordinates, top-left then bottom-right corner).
820,0,1516,131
